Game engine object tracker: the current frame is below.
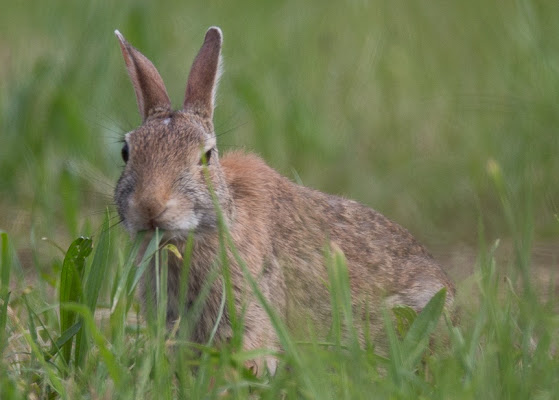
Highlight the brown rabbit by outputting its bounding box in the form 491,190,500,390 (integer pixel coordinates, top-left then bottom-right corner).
114,27,455,375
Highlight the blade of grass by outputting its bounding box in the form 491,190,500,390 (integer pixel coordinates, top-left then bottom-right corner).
382,306,404,388
332,246,360,351
0,233,9,297
110,231,145,312
178,233,194,321
12,315,67,397
62,303,126,387
22,294,37,362
154,229,172,400
325,246,342,347
128,232,163,296
109,232,145,352
208,279,227,347
22,294,71,371
0,292,10,356
0,232,11,354
45,321,82,363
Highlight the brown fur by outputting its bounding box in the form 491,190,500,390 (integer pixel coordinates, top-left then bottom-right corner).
114,27,455,376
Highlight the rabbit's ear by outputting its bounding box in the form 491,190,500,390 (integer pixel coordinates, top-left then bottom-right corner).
115,30,171,122
183,27,223,120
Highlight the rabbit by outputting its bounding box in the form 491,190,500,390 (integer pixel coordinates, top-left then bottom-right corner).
113,26,455,376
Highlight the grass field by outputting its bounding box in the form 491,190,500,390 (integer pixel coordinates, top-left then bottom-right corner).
1,0,559,398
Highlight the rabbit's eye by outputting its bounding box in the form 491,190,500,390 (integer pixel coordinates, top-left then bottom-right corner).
199,149,212,166
121,142,129,163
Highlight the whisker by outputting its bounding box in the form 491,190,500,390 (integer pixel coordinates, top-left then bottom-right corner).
90,105,131,133
107,219,124,232
215,121,248,138
84,210,121,218
219,144,244,150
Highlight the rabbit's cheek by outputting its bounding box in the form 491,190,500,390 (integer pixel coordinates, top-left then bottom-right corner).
163,197,200,232
174,213,200,233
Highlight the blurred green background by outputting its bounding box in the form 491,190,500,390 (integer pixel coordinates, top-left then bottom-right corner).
1,0,558,277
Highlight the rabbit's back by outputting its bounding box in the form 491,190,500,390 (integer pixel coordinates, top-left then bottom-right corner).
220,151,454,340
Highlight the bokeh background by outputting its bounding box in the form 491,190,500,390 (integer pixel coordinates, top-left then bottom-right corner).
1,1,558,283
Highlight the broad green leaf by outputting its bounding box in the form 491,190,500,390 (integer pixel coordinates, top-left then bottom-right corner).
392,305,417,338
402,288,447,368
75,212,111,368
59,236,92,365
83,216,111,312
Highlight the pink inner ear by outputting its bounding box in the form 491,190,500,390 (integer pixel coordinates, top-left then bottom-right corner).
183,27,223,120
116,31,172,122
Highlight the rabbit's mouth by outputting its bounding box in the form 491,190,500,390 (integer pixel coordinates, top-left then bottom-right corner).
135,228,193,243
126,195,202,234
124,210,200,239
142,218,200,240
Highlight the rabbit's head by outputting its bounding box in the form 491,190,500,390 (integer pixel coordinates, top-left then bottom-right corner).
114,27,231,239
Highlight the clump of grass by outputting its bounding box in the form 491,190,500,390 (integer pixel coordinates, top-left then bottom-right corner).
1,180,558,399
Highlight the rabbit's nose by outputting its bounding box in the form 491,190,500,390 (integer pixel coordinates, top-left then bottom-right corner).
135,194,168,229
147,207,168,230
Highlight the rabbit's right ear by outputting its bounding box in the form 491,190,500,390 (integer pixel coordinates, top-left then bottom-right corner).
115,30,171,122
183,27,223,120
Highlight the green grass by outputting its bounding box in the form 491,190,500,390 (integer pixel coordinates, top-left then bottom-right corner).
1,200,558,399
1,0,559,398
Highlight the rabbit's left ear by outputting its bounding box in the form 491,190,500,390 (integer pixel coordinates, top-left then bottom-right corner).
115,30,171,122
183,27,223,120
